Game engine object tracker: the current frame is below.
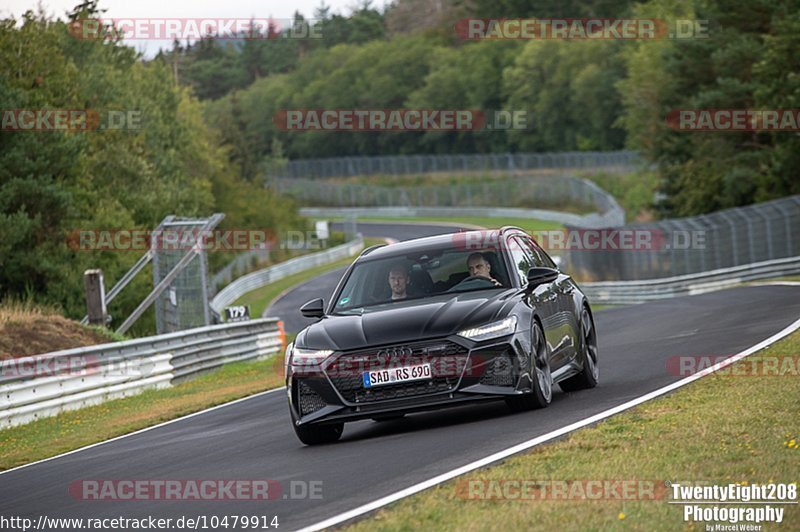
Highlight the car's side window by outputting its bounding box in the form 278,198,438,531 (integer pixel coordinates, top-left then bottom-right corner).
536,244,558,269
507,236,534,286
518,236,556,268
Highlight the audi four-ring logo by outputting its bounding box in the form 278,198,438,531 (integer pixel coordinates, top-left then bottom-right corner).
376,347,413,360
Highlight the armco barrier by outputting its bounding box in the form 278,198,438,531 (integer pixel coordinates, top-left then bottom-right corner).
211,236,364,315
0,318,283,428
300,203,624,229
284,175,626,229
582,255,800,305
303,206,582,226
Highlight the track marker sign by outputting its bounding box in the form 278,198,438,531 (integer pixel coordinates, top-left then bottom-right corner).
224,305,250,322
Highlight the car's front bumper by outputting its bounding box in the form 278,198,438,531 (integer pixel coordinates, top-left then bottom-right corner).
287,335,533,426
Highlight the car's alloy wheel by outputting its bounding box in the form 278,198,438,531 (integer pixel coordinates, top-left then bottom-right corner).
532,321,553,402
582,307,599,383
559,306,599,392
506,320,552,412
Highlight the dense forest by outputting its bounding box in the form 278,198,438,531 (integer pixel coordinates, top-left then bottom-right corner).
1,0,799,323
158,0,800,217
0,2,305,326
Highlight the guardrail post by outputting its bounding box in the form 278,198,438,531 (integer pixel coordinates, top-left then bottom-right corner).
84,269,108,326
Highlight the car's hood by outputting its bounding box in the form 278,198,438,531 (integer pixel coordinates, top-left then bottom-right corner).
297,289,519,351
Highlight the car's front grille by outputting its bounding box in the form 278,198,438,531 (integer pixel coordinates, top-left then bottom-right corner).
326,340,468,403
479,351,516,386
297,380,327,415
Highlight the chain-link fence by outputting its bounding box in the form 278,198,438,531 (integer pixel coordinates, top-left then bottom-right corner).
152,217,218,334
208,218,359,295
210,248,271,296
269,150,640,179
564,195,800,281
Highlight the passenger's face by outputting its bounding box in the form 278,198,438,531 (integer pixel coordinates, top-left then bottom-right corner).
389,271,408,295
468,258,491,277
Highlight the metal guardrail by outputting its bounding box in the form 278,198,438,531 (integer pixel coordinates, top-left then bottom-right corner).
301,206,585,225
296,177,625,229
210,248,271,295
210,236,365,315
275,175,625,227
270,150,641,179
582,255,800,305
0,318,283,428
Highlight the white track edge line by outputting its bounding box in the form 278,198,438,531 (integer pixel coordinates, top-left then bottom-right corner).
0,387,286,477
298,316,800,532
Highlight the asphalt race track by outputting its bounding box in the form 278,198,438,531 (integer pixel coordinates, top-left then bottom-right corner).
1,222,799,531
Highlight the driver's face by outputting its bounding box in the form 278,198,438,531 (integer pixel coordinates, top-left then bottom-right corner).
388,271,408,295
468,258,491,277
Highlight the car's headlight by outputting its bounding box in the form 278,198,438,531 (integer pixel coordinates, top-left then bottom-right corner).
284,342,294,374
458,316,517,341
290,346,334,366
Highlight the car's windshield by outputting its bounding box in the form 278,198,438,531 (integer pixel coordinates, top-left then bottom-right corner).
333,247,510,313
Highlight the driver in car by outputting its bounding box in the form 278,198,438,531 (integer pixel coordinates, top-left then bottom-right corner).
466,252,503,287
388,264,410,300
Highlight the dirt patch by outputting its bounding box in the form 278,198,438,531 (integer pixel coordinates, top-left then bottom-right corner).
0,312,111,359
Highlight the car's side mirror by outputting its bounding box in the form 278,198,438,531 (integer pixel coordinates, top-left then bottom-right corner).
526,267,559,288
300,298,325,318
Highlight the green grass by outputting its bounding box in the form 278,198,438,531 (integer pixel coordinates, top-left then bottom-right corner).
589,304,621,311
0,355,286,471
347,330,800,531
750,275,800,283
233,237,385,317
83,325,128,343
582,170,659,223
331,216,564,233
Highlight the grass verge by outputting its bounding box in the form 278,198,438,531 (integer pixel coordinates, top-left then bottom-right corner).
751,276,800,284
0,355,285,471
347,329,800,531
579,170,659,223
233,237,386,318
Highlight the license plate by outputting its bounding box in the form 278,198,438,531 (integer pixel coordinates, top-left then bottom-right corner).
362,363,432,388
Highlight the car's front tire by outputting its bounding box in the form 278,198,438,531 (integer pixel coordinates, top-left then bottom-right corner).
293,422,344,445
506,320,552,412
559,306,599,392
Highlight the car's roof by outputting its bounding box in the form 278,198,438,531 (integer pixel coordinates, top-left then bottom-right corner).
359,228,523,262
